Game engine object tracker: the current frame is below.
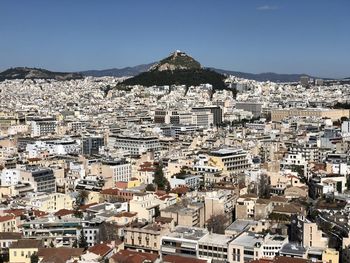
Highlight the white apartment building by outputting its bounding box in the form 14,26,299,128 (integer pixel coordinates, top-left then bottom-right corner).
0,169,20,186
30,119,57,137
113,134,161,155
101,159,132,184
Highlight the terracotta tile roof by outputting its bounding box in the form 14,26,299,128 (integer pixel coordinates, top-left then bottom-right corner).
154,190,167,196
88,243,113,257
0,232,22,240
256,198,270,204
10,239,42,249
240,193,259,198
79,202,98,211
155,216,173,224
270,196,288,202
170,186,189,195
54,209,74,217
248,259,273,263
38,247,84,263
273,256,312,263
3,209,26,217
273,204,302,214
31,210,49,217
163,255,207,263
0,214,15,222
111,249,158,263
116,182,128,189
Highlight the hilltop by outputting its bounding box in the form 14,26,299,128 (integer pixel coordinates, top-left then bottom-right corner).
119,51,229,91
0,67,83,81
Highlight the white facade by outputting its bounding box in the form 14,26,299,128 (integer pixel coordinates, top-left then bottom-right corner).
112,162,132,182
114,135,161,155
31,120,57,137
0,169,20,186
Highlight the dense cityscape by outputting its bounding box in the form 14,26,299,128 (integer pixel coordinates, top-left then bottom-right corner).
1,1,350,263
0,50,350,263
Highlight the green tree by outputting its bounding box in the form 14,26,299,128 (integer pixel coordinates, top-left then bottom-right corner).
72,239,78,248
75,190,89,207
153,164,170,191
145,183,156,192
30,253,39,263
78,231,89,250
73,190,89,217
206,214,228,234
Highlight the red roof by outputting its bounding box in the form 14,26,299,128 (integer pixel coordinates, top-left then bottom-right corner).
79,202,98,211
163,255,207,263
32,210,48,217
3,209,25,217
170,186,189,195
88,243,113,257
0,214,15,223
111,249,158,263
54,209,74,217
115,182,128,189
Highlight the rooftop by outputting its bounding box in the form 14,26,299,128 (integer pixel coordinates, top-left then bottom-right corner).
226,219,258,233
165,226,208,241
198,233,233,246
230,232,264,249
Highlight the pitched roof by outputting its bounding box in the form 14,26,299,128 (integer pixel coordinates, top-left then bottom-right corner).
273,256,312,263
163,255,207,263
88,243,113,257
0,232,22,240
10,239,42,249
111,250,158,263
54,209,74,217
3,208,26,217
38,247,84,263
155,216,173,224
0,214,15,222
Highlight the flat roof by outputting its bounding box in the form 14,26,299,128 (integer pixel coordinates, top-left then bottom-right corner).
198,233,233,246
280,243,306,256
226,220,258,233
230,232,264,249
164,226,208,241
210,148,245,156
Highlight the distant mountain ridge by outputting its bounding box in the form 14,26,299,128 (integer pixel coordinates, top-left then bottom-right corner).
80,63,155,77
81,59,319,82
208,68,316,82
0,67,83,81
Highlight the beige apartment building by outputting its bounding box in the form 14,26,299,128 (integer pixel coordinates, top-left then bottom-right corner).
0,214,17,232
129,193,159,223
161,202,205,228
303,221,328,248
271,108,350,122
124,223,171,253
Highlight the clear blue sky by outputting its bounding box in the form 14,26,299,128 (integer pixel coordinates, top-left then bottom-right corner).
1,0,349,78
